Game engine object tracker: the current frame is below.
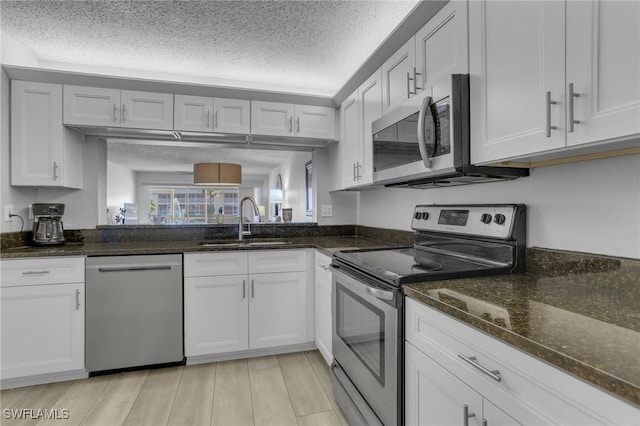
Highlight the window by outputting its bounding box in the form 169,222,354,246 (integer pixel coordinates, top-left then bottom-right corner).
305,161,313,216
149,186,239,224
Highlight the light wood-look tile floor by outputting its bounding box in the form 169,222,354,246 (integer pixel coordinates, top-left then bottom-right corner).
1,351,349,426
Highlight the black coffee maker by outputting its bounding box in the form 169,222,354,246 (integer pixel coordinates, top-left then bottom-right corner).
32,204,66,245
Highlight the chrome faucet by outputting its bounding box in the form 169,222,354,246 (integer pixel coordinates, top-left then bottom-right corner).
239,196,260,240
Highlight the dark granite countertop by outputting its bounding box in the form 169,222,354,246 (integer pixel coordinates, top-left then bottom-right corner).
404,252,640,407
0,235,397,258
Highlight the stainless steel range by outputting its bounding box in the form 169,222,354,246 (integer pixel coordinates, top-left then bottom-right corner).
330,204,526,426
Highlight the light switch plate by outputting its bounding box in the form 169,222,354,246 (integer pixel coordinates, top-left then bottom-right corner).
321,205,333,217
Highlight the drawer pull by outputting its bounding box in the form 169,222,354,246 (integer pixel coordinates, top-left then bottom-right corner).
22,270,51,275
76,289,81,310
458,353,502,382
320,264,329,270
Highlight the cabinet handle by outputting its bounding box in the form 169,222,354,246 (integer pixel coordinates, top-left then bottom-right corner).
22,270,50,275
207,110,211,128
545,91,557,137
458,353,502,382
53,162,59,181
98,266,172,272
122,104,127,123
296,117,300,133
568,83,580,133
463,404,476,426
75,289,80,310
407,72,416,97
357,163,363,180
353,163,357,181
288,116,293,132
482,419,488,426
242,279,246,299
413,67,422,91
320,264,329,270
251,280,255,298
113,104,118,122
214,110,218,128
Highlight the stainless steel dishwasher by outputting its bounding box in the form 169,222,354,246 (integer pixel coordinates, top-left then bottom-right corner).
85,254,183,373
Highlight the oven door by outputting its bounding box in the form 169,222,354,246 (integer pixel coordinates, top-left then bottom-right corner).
331,266,400,426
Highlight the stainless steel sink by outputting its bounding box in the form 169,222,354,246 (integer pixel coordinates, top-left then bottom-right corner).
199,241,242,248
243,241,290,247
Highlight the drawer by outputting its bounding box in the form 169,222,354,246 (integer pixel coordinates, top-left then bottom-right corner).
248,250,307,274
184,252,248,277
315,251,332,280
405,298,639,425
0,257,85,287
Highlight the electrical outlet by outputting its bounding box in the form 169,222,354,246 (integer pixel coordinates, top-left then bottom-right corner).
321,205,333,217
4,204,14,222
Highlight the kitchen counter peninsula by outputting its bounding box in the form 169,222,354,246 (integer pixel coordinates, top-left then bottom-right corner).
404,248,640,407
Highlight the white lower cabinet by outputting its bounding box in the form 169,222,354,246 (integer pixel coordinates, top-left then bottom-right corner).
0,257,86,387
314,251,332,365
405,298,639,426
184,250,309,358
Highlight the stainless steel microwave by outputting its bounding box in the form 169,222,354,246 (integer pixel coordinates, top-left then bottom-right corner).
372,74,528,187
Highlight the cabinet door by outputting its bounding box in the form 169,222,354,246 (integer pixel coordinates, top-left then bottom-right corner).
11,81,63,186
1,283,84,380
566,0,640,147
315,252,332,365
294,105,336,139
358,69,382,185
63,85,121,126
213,98,251,134
251,101,295,136
470,1,566,164
184,275,249,356
405,342,483,426
340,92,360,189
415,0,468,90
381,37,416,113
249,271,308,349
174,94,213,132
121,90,174,130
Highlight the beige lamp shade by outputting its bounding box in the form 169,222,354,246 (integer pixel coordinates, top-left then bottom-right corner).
193,163,242,185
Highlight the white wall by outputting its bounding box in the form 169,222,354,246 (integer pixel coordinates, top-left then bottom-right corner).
268,151,314,222
358,154,640,259
106,160,137,223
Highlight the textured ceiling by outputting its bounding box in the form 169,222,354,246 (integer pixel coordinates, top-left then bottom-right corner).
1,0,419,96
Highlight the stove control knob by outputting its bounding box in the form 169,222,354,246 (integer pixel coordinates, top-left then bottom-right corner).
421,212,430,220
494,214,506,225
481,213,492,224
414,212,421,220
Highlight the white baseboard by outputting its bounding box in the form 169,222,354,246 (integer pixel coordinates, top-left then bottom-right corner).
186,342,318,365
1,369,88,390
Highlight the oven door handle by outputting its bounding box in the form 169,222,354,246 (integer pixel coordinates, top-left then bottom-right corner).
332,267,395,301
417,95,435,168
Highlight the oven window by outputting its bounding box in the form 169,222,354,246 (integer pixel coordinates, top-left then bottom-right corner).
335,285,385,385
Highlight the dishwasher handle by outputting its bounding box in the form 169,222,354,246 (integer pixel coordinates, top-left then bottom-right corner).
98,265,173,273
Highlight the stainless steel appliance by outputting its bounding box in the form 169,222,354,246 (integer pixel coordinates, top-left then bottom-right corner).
32,203,66,245
371,74,528,187
331,204,526,425
85,255,184,373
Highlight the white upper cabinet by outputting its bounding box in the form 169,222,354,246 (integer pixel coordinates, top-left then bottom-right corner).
381,37,416,113
120,90,174,130
213,98,251,134
357,69,382,186
252,101,335,139
340,91,360,189
415,0,469,90
470,0,640,165
64,85,174,130
174,96,250,134
295,105,336,139
565,0,640,147
12,81,83,189
174,94,214,132
63,85,121,126
251,101,296,137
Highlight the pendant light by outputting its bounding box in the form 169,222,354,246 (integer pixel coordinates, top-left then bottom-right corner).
193,163,242,186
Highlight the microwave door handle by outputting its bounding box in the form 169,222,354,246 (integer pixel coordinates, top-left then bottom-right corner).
417,95,434,168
